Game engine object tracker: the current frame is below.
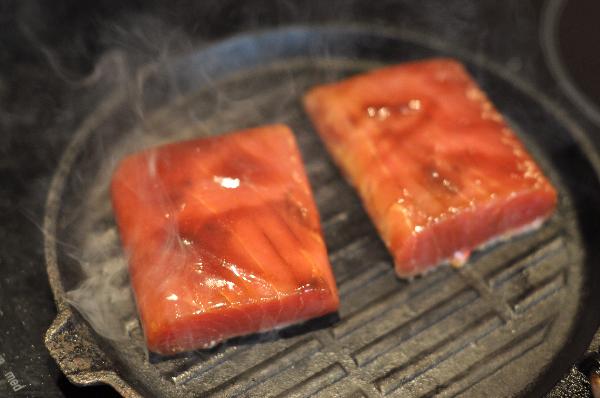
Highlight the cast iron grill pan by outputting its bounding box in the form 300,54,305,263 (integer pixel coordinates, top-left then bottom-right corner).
44,26,600,397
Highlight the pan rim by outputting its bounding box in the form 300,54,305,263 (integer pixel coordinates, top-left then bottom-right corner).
43,23,600,396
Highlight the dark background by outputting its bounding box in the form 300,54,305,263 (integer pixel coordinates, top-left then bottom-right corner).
1,0,599,396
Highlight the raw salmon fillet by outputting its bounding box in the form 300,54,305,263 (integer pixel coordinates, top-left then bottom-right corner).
111,125,339,354
304,58,557,277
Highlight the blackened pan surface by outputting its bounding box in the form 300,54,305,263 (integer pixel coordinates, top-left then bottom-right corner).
45,26,600,397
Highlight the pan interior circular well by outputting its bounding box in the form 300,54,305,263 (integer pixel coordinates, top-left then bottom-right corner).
47,26,600,397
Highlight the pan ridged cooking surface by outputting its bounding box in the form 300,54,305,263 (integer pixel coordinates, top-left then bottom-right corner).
45,27,600,397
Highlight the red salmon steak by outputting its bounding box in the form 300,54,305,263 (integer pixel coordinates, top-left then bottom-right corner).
304,58,557,277
111,125,339,354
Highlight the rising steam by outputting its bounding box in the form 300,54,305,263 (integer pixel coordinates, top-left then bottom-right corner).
47,2,535,348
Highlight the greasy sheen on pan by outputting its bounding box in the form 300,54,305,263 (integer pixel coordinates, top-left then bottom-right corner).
111,125,339,355
304,58,557,278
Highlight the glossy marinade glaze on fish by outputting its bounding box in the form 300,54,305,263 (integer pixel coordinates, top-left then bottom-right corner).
304,59,557,277
111,125,339,354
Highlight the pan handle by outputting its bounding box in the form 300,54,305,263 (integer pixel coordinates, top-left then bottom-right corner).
45,307,141,398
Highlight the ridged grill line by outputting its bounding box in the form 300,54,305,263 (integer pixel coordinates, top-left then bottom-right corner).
362,298,493,375
374,313,504,395
171,336,320,387
273,363,348,398
391,316,554,397
139,153,570,393
352,288,479,367
337,261,391,298
334,273,401,326
166,230,562,392
379,257,565,396
203,338,323,396
159,228,569,395
331,238,390,286
240,326,385,398
238,339,345,398
163,229,471,387
455,232,567,323
328,235,376,264
469,221,562,276
456,266,515,322
364,229,569,395
510,271,566,314
487,234,566,289
430,318,554,397
332,269,456,339
169,344,251,384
